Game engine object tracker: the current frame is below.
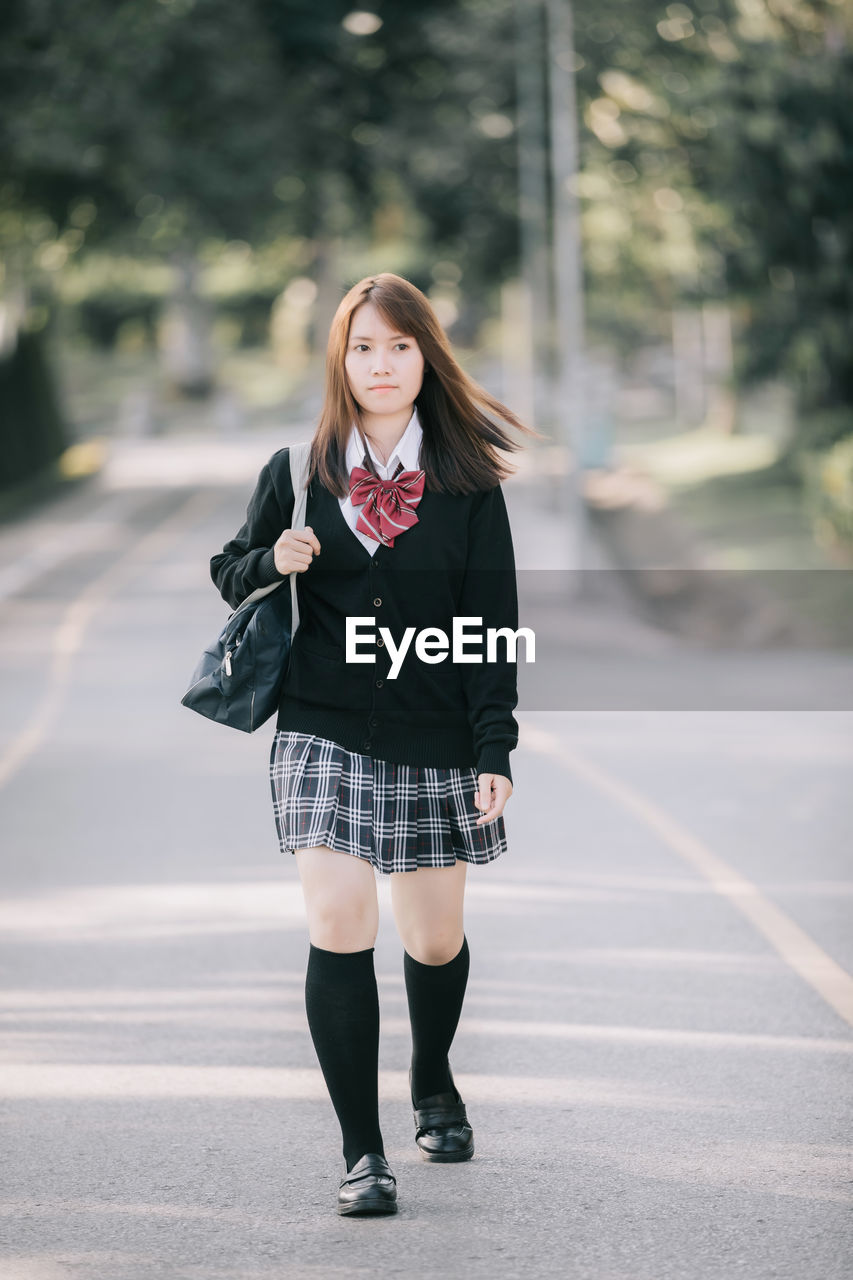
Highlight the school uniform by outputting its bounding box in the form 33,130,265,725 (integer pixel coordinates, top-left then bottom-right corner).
210,407,519,875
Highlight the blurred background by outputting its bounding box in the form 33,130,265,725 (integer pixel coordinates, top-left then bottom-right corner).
2,9,853,1276
1,0,851,617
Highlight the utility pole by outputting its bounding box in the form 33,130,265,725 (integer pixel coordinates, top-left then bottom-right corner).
545,0,587,579
514,0,552,436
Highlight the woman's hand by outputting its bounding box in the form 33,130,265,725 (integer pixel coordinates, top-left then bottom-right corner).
474,773,513,825
273,526,321,575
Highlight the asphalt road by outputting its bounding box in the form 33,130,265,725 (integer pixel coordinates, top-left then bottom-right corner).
1,430,851,1280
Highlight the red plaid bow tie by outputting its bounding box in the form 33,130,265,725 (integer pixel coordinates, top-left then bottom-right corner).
349,460,425,547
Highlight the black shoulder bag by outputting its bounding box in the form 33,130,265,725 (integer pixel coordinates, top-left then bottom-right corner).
180,442,311,733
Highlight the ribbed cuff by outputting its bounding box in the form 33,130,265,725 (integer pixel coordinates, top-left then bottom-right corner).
474,746,513,785
256,547,288,586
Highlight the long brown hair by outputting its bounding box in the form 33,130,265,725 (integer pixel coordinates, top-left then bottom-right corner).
307,272,544,496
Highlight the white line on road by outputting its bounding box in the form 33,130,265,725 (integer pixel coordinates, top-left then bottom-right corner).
0,1064,722,1111
521,723,853,1030
2,1010,849,1055
0,490,156,603
0,490,221,791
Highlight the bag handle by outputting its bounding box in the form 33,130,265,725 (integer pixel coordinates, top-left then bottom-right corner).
231,441,312,622
287,441,311,631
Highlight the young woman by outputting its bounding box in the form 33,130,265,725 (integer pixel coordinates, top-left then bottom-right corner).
210,272,537,1217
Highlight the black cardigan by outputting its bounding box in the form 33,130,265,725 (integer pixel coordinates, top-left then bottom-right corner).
210,446,519,782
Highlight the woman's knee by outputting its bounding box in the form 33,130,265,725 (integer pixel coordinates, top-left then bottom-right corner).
391,864,466,964
402,926,465,966
295,847,379,951
309,898,378,951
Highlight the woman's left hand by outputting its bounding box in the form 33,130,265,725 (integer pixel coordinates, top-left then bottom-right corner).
474,773,513,825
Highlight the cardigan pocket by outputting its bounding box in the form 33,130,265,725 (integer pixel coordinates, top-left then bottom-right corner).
284,632,362,709
298,636,343,663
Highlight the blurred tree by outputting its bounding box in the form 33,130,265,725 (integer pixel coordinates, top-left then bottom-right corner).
564,0,852,441
0,0,293,409
0,324,67,489
684,1,852,437
0,0,849,478
252,0,522,337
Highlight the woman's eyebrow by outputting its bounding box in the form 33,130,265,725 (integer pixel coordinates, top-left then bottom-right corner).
351,334,409,341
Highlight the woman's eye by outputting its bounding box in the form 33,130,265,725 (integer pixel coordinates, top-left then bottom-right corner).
352,342,410,352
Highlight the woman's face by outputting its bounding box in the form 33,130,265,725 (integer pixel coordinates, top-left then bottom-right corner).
344,302,426,417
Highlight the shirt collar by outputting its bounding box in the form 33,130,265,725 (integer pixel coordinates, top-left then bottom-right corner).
346,405,423,478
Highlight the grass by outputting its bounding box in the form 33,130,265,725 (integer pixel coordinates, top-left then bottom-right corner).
54,345,311,440
612,418,853,647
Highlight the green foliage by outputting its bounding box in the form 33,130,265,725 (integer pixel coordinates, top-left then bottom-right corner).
676,4,853,416
801,433,853,553
567,0,852,425
0,327,68,489
0,0,849,441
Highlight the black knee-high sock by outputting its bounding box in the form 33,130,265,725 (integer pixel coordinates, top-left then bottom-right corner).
304,943,384,1172
404,935,470,1103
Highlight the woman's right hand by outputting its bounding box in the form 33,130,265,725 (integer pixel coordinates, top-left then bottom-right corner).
273,526,321,575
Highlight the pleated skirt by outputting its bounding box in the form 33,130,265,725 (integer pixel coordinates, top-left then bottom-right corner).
269,730,507,875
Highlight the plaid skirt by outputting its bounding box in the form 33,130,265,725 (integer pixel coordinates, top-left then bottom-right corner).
269,730,507,876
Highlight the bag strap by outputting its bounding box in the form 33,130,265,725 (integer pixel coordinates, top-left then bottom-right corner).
232,441,312,620
287,441,311,631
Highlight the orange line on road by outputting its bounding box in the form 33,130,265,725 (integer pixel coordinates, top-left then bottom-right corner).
0,491,220,790
522,723,853,1030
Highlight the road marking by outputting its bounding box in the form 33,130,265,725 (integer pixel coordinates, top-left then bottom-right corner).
1,1005,849,1055
521,723,853,1029
0,490,220,790
0,490,155,602
0,1063,726,1111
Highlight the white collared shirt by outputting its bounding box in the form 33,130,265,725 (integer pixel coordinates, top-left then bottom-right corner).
339,406,424,555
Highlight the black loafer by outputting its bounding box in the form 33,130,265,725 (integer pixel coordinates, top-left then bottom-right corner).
410,1066,475,1163
337,1152,398,1216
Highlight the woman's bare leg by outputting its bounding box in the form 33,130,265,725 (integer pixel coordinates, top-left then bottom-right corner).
389,859,467,963
295,845,379,951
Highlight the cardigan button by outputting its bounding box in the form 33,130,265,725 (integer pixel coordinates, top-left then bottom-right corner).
369,717,378,727
363,739,372,751
376,637,384,647
373,597,382,607
375,679,384,688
